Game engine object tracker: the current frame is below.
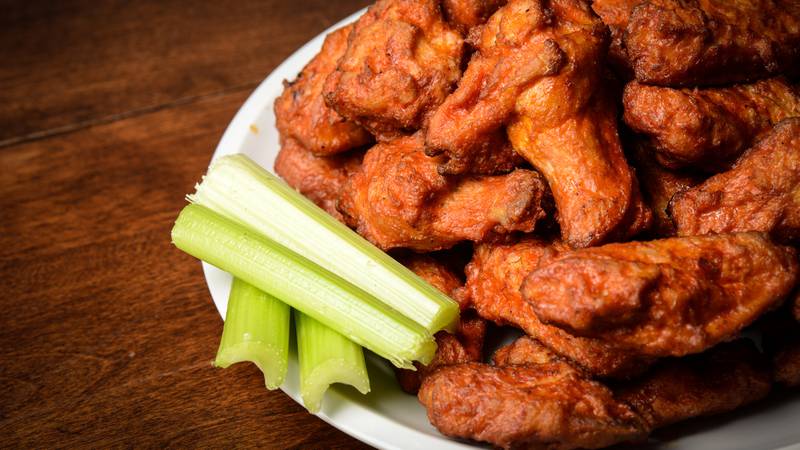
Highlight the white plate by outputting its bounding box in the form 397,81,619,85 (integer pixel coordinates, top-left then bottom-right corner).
201,9,800,450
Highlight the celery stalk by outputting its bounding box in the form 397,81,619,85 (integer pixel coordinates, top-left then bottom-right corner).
187,154,458,333
172,204,436,368
295,310,370,413
214,278,290,389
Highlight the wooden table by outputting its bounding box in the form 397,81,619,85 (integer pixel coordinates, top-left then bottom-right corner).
0,1,374,447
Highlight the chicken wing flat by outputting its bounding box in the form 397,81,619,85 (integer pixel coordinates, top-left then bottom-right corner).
427,0,651,246
624,0,800,86
628,140,702,237
323,0,463,139
492,335,579,370
274,25,372,156
522,232,798,357
623,77,800,171
616,340,772,430
670,118,800,243
418,362,648,449
394,255,486,394
339,134,547,251
442,0,507,33
273,139,363,222
462,237,654,378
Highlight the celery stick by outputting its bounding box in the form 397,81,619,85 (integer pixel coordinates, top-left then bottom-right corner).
172,204,436,368
188,154,458,333
295,310,370,413
214,278,290,389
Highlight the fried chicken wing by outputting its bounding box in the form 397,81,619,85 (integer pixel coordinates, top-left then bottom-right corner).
442,0,507,33
274,25,373,155
623,78,800,171
628,140,702,237
624,0,800,86
616,340,772,430
669,118,800,243
492,335,578,370
339,134,548,251
419,362,648,449
775,340,800,387
590,0,640,76
273,139,363,222
394,255,486,394
522,233,799,357
462,237,654,378
427,0,651,246
323,0,464,139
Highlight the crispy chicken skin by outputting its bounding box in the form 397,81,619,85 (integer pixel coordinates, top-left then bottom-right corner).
616,340,772,430
419,362,648,449
427,0,651,246
425,0,567,175
523,233,799,357
274,25,372,156
624,0,800,86
442,0,507,33
339,134,548,251
492,335,579,370
323,0,463,139
623,78,800,171
628,140,702,237
670,118,800,243
394,255,486,394
590,0,640,76
419,337,770,449
462,237,654,378
273,139,363,222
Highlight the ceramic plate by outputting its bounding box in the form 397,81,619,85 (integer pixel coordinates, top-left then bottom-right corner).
201,8,800,450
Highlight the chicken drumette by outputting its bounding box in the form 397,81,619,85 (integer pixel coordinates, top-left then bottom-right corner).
427,0,651,247
324,0,464,139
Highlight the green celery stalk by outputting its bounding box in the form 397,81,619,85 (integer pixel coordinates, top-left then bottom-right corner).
214,278,290,389
172,204,436,368
187,154,458,333
295,310,370,413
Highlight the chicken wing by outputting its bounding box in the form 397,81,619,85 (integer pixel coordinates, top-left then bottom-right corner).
624,0,800,86
775,340,800,387
628,140,702,237
522,232,798,357
274,25,372,156
427,0,651,247
623,78,800,171
462,236,654,378
616,340,772,430
419,361,648,449
273,139,363,222
670,118,800,243
339,134,548,251
394,255,486,394
442,0,507,33
323,0,463,139
590,0,640,76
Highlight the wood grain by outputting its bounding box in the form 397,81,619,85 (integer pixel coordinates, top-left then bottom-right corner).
0,0,371,146
0,1,373,447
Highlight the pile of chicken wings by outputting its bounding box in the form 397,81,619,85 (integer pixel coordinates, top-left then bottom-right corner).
273,0,800,447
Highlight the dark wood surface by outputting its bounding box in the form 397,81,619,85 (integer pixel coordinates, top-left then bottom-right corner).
0,1,375,447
